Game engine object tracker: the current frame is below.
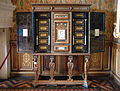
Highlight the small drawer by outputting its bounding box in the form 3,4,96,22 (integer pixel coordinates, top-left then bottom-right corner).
39,26,48,31
54,14,69,19
75,26,84,31
75,45,84,50
73,45,87,52
74,19,84,25
75,32,84,38
39,39,48,44
39,13,50,18
39,19,49,25
54,45,69,52
39,32,48,38
39,45,47,50
73,13,87,18
75,39,84,44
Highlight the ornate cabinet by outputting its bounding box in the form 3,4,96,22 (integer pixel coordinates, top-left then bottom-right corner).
16,5,105,54
16,4,105,87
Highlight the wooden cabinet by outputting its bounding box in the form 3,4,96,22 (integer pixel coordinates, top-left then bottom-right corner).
11,4,108,77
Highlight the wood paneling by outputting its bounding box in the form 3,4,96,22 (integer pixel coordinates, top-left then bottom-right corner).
88,41,112,71
89,53,102,70
10,41,19,71
10,40,34,75
111,43,120,85
103,43,111,70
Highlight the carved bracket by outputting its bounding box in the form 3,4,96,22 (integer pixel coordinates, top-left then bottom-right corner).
49,56,55,81
67,56,74,81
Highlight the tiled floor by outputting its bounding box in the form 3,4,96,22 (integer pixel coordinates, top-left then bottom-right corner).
0,76,119,91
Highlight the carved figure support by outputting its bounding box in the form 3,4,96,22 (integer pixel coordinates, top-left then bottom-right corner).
33,56,39,81
83,56,89,88
49,56,55,81
67,56,74,81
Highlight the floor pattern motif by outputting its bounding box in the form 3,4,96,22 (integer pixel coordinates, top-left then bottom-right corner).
0,76,119,91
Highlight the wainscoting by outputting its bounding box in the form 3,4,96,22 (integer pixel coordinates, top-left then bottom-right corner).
111,42,120,85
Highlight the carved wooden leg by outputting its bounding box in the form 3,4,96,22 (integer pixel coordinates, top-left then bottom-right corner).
83,56,89,88
67,56,74,81
49,56,55,81
33,56,39,82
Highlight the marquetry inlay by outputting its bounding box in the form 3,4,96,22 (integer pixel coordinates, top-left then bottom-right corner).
23,53,31,67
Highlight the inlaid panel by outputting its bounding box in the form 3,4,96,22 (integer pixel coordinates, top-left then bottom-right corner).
51,12,71,53
54,20,69,43
89,53,102,70
54,45,69,52
19,53,33,70
54,14,69,19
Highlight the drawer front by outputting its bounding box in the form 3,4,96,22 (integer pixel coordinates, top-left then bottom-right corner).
54,14,69,19
39,13,50,18
39,19,49,25
39,26,48,31
74,39,84,44
39,39,48,44
39,45,50,52
73,13,87,18
75,45,84,50
73,45,87,52
74,19,84,25
74,32,84,38
39,45,47,50
39,32,48,38
75,26,84,31
54,45,69,52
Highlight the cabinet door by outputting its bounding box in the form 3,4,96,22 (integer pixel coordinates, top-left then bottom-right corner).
90,12,105,53
34,12,51,53
16,12,33,53
72,12,89,53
